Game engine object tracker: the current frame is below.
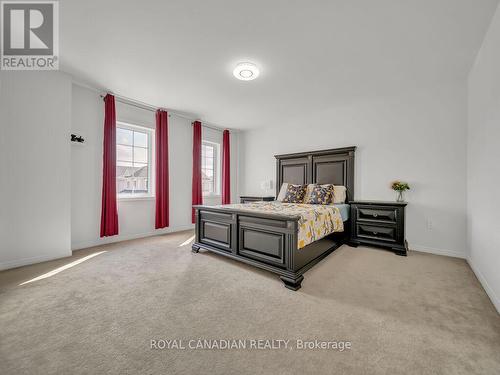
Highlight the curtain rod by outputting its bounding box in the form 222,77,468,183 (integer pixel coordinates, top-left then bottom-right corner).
99,93,227,133
100,93,163,114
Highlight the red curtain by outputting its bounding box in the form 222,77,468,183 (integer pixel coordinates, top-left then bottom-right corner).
192,121,203,223
155,110,169,229
100,94,119,237
222,129,231,204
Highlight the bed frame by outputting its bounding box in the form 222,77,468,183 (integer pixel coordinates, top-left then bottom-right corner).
192,146,356,290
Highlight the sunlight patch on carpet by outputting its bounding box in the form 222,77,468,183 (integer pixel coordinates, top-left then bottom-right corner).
19,251,107,286
179,235,195,247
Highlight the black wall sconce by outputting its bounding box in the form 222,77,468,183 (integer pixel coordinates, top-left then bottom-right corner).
71,134,85,143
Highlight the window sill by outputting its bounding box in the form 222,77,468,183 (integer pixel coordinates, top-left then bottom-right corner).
118,195,155,202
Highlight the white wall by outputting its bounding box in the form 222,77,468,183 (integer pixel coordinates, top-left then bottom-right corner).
71,83,238,250
239,82,468,258
0,71,72,270
467,3,500,312
201,126,239,206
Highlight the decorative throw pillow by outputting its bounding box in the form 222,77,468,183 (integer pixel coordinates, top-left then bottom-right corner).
282,184,307,203
303,184,316,203
304,184,333,203
307,184,334,204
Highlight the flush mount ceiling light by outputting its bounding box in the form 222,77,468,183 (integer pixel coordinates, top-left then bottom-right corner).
233,62,259,81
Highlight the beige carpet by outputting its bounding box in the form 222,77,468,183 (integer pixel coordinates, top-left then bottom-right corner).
0,230,499,375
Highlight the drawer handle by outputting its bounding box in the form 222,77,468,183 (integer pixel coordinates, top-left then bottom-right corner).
372,231,378,235
373,213,378,218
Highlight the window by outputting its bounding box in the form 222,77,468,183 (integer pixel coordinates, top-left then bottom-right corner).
202,141,220,196
116,122,154,198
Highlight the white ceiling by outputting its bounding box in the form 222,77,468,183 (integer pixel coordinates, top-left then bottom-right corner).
60,0,499,129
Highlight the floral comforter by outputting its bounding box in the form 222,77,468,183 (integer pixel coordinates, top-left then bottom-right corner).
216,201,344,249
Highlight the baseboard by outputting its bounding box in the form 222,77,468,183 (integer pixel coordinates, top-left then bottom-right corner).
1,225,195,271
409,244,465,259
0,251,72,271
71,224,195,251
466,257,500,314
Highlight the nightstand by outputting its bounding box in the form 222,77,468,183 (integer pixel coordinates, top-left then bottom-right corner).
349,200,408,256
239,196,275,204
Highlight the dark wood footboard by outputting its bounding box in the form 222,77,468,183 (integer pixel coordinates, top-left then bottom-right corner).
192,206,348,290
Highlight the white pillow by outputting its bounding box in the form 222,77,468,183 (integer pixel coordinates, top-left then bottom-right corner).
276,183,288,201
332,185,347,204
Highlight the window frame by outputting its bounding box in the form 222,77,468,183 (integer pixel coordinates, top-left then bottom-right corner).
116,121,155,200
201,140,221,198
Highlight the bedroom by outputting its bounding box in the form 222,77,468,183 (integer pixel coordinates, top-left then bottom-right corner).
0,0,499,374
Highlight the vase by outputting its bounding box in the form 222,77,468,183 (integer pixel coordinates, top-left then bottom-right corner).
396,191,404,202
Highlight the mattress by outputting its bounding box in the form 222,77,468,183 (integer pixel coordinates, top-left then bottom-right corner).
333,203,350,222
217,201,344,249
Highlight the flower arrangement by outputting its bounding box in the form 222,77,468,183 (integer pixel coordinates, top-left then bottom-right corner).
391,181,410,202
391,181,410,192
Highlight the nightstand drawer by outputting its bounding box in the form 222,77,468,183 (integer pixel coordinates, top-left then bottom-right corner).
355,223,396,243
356,206,397,223
240,197,261,203
240,196,275,204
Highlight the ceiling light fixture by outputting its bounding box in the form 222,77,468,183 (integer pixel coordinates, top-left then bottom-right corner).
233,62,259,81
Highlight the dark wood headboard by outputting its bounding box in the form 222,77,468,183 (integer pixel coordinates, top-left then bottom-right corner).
275,146,356,202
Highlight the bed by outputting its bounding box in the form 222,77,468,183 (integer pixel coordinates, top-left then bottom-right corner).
192,146,356,290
